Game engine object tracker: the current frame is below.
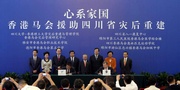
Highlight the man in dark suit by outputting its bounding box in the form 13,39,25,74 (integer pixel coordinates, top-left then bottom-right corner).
89,48,104,74
61,62,76,74
66,50,79,73
29,49,41,74
52,48,66,74
79,54,91,74
165,76,180,90
95,61,114,75
120,51,132,74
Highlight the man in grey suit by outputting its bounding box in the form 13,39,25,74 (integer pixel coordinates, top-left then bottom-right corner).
29,49,41,74
120,51,132,74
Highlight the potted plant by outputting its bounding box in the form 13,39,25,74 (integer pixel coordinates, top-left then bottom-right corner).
20,72,31,84
174,73,180,81
141,72,153,87
3,72,19,79
156,72,169,89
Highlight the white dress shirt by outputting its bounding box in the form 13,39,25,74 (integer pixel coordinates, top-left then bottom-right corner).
144,85,160,90
116,80,138,90
21,85,40,90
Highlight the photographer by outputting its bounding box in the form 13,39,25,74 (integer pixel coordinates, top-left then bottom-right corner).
0,77,18,90
116,74,138,90
85,78,112,90
32,73,55,90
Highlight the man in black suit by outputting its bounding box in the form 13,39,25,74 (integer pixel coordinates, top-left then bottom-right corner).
165,76,180,90
66,50,79,73
79,54,91,74
89,48,104,74
95,61,114,75
29,49,41,74
61,62,76,74
52,48,66,74
120,51,132,74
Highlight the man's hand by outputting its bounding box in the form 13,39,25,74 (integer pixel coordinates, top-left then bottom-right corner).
116,74,121,81
177,80,180,85
58,66,61,70
98,71,102,75
89,79,95,86
9,77,16,83
97,78,103,83
37,73,44,80
81,84,85,90
1,78,6,85
45,73,51,80
33,70,37,73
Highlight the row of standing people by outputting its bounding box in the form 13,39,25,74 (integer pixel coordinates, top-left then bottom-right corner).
29,48,132,74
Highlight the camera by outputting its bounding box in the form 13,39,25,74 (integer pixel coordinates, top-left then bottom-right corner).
42,73,46,76
5,77,10,80
94,79,98,82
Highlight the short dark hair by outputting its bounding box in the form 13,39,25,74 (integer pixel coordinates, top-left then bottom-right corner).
66,62,72,67
103,61,108,65
93,82,102,90
147,77,157,86
74,79,84,89
107,82,115,88
167,75,175,83
3,81,14,90
103,76,115,83
56,48,62,51
47,85,59,90
18,79,27,85
123,51,128,55
124,75,132,84
37,80,46,89
43,51,50,56
94,48,100,52
112,87,121,90
33,49,38,53
61,78,70,88
69,50,75,54
107,51,113,55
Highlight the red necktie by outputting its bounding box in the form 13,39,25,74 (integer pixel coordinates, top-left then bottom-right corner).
58,55,60,61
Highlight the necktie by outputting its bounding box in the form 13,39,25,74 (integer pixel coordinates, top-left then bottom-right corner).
68,69,70,73
124,58,127,66
95,55,98,60
71,57,74,62
58,55,60,61
84,60,86,67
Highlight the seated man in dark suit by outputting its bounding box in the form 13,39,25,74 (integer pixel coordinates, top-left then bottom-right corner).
79,54,91,74
95,61,114,75
62,62,76,75
52,48,66,74
165,76,180,90
66,50,80,74
29,49,41,74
